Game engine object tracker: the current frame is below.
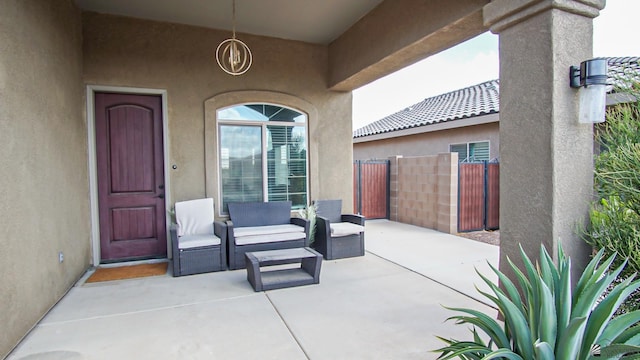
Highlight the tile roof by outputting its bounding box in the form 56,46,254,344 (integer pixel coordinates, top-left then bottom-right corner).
607,56,640,91
353,80,499,138
354,56,640,139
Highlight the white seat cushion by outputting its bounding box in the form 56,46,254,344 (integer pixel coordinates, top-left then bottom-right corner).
234,224,304,237
235,232,305,245
330,222,365,237
178,234,221,249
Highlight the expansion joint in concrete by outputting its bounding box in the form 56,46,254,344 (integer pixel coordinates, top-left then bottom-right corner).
265,293,311,360
364,251,498,311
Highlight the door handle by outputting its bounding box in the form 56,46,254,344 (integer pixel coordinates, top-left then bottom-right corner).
156,194,165,199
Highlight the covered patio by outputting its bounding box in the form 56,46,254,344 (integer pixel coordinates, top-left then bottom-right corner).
2,0,605,356
8,221,499,359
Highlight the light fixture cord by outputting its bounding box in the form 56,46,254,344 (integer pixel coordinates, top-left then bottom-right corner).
232,0,237,40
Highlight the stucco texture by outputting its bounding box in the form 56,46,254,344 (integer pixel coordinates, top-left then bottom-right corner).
82,13,354,214
353,122,500,161
489,2,601,283
0,0,89,357
330,0,489,90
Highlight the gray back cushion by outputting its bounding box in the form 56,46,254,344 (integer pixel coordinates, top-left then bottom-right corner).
228,201,292,227
314,199,342,223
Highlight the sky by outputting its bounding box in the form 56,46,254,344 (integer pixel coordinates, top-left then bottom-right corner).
352,0,640,130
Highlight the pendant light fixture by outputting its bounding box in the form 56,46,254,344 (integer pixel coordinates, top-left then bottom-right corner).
216,0,252,76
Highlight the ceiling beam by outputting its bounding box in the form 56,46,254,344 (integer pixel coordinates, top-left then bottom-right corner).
328,0,490,91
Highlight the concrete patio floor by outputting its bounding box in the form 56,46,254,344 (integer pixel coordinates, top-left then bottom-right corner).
8,220,500,360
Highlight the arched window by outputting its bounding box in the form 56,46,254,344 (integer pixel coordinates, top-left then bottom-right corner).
217,103,308,213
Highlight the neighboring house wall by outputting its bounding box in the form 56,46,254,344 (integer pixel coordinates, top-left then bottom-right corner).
390,153,458,233
353,121,499,161
82,13,354,216
0,1,89,358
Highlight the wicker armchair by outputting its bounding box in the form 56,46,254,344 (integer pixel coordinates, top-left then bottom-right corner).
170,198,227,276
313,199,365,260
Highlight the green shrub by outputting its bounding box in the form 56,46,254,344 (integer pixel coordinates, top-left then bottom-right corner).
434,245,640,360
584,81,640,314
588,197,640,280
595,103,640,207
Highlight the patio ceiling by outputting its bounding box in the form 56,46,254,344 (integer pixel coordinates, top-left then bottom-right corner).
74,0,490,90
74,0,385,45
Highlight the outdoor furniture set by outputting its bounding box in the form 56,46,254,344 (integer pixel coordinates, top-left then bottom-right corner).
170,198,365,290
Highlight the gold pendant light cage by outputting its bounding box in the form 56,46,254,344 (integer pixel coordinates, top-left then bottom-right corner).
216,0,252,76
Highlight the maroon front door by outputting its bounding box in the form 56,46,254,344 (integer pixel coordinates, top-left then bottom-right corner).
95,93,167,261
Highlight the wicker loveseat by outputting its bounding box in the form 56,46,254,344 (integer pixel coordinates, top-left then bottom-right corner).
226,201,310,270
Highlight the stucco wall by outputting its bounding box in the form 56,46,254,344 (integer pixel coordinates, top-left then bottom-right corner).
353,122,499,161
329,0,488,90
82,13,354,215
0,0,88,357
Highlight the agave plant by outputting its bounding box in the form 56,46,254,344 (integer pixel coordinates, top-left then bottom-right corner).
434,245,640,359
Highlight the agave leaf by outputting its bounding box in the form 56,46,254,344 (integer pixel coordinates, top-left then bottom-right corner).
519,245,542,335
556,253,572,342
482,348,525,360
610,321,640,344
574,248,605,300
507,255,536,328
534,340,556,360
475,287,500,309
434,340,491,360
582,276,638,341
476,267,510,303
473,287,514,342
444,307,511,349
473,327,487,347
573,257,625,319
435,335,456,345
599,344,640,358
556,316,587,359
495,291,534,359
527,267,543,340
507,256,533,299
583,278,640,357
540,245,560,293
487,262,525,315
519,245,540,292
538,279,558,349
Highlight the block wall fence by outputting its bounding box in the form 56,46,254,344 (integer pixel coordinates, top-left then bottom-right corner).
388,153,458,234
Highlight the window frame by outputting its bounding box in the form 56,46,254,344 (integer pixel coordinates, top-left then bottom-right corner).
449,140,491,162
216,102,310,215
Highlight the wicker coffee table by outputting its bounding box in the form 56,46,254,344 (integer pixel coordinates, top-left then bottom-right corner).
245,247,322,291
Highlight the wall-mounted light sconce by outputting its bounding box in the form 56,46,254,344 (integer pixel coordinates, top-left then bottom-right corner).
570,58,608,124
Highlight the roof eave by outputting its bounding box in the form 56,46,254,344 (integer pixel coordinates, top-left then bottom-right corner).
353,112,499,143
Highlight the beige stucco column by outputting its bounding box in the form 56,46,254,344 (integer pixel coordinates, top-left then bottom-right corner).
484,0,605,282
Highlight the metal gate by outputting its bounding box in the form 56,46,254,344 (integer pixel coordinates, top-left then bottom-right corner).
458,160,499,232
353,160,389,219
